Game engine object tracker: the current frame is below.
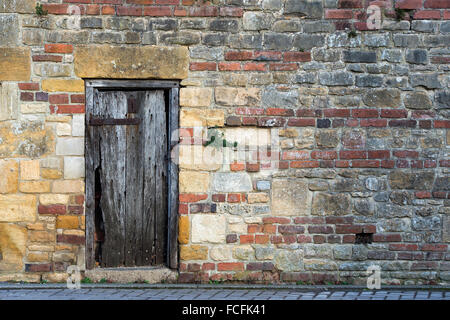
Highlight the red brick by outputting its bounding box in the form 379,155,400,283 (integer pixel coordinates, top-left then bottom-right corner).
421,244,448,251
57,234,85,245
360,119,387,127
212,194,226,202
253,51,282,61
230,162,245,171
240,235,254,244
339,0,363,8
381,160,395,168
434,120,450,128
395,0,422,9
217,262,244,271
263,224,276,234
49,94,69,104
179,193,208,203
311,151,338,160
343,235,355,243
323,108,350,117
351,160,379,168
32,55,63,62
424,0,450,8
243,62,266,71
351,109,379,118
287,118,315,127
38,204,66,215
242,117,258,126
189,62,216,71
294,217,325,224
50,105,85,114
101,5,116,14
296,109,320,117
424,160,437,168
155,0,179,4
20,92,33,101
290,161,319,168
225,51,253,61
282,151,309,160
373,234,402,242
178,203,188,214
117,6,143,16
227,193,242,203
381,109,408,118
143,6,172,16
71,94,85,103
174,6,187,16
393,150,419,158
368,150,390,159
389,243,419,251
42,4,69,15
255,235,269,244
335,160,350,167
202,263,215,271
45,44,73,54
219,7,244,17
283,52,311,62
440,160,450,167
269,63,298,71
336,225,363,234
263,217,291,224
26,263,52,272
325,9,353,19
218,62,241,71
246,162,260,172
68,205,83,215
389,120,417,127
266,108,294,116
297,235,313,243
235,107,264,115
18,83,39,91
189,6,218,16
86,4,100,15
414,10,441,19
308,225,334,234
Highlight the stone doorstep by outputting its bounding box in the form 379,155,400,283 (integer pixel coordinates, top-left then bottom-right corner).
84,266,178,284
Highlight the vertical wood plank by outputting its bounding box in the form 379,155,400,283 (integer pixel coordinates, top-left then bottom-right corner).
142,91,157,265
98,91,127,267
168,88,179,269
124,91,144,267
85,85,95,270
154,90,168,266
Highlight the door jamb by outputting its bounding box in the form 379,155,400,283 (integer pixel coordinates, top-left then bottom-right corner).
84,79,179,270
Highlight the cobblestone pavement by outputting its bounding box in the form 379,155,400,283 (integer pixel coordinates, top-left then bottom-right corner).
0,288,449,300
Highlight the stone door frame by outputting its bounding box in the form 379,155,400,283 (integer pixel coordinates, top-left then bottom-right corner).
84,79,179,270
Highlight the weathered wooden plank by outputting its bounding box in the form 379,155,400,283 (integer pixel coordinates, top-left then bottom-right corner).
98,91,127,267
168,88,179,269
153,90,167,266
85,85,95,270
89,117,140,126
85,80,179,89
142,91,156,265
124,91,144,267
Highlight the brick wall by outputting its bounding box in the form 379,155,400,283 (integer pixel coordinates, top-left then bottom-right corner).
0,0,449,284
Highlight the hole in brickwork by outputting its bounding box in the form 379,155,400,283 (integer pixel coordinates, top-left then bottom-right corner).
355,233,373,244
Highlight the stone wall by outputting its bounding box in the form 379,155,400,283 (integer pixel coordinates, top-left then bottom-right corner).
0,0,449,284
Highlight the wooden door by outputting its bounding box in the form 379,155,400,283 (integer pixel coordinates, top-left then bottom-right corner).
86,89,168,268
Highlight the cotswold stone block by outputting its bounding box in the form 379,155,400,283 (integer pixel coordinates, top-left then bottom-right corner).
262,88,298,108
180,109,224,127
389,171,435,190
180,245,208,260
20,160,40,180
275,249,303,271
0,14,19,46
179,171,210,193
243,12,272,30
318,72,354,86
178,216,189,245
0,160,18,194
42,80,84,93
0,195,36,222
212,172,252,192
0,83,18,121
191,215,226,244
406,49,428,65
74,45,189,79
0,48,31,81
285,0,323,18
312,193,351,216
179,145,222,171
343,51,377,63
363,89,401,108
404,91,432,110
0,224,27,272
272,179,311,216
210,19,239,32
410,73,442,89
293,34,325,50
180,88,212,107
0,0,35,13
444,216,450,243
215,87,261,106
